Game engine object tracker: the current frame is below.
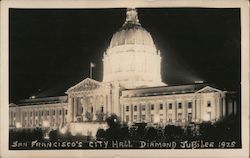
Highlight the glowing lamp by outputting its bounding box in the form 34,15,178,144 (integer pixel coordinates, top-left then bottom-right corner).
60,127,67,134
15,122,22,128
42,120,50,128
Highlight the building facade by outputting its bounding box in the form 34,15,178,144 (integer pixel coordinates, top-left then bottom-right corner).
9,8,238,135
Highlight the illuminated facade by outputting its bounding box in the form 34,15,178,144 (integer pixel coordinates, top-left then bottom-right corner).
9,8,238,135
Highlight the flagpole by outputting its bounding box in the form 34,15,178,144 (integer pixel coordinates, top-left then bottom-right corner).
90,63,92,79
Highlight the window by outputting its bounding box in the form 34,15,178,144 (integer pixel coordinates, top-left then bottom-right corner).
35,112,38,116
81,107,84,113
30,112,33,116
24,112,27,117
142,105,146,111
178,103,182,109
134,115,137,122
188,102,192,109
151,104,154,110
188,113,192,122
35,120,38,125
142,115,146,121
59,110,62,115
160,104,163,110
150,114,154,122
101,106,104,113
14,112,16,117
30,120,32,125
53,110,55,115
207,101,211,107
126,106,129,112
125,115,129,122
168,114,172,122
91,106,93,113
169,103,172,109
134,105,137,111
160,114,163,122
177,113,182,121
47,111,49,115
65,110,68,115
41,111,43,116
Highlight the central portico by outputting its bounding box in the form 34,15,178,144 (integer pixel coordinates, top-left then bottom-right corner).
66,78,120,123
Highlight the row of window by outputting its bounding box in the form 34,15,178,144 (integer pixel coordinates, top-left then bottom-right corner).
21,117,67,126
125,101,212,112
21,109,68,117
125,112,194,123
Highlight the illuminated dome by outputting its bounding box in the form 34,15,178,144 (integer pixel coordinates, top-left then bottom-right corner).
102,8,166,88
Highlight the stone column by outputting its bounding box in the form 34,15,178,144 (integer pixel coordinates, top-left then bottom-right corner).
196,98,201,121
183,101,187,123
138,104,142,122
222,96,226,117
68,97,73,123
73,97,77,122
164,102,167,123
130,104,133,123
192,99,196,122
172,101,177,123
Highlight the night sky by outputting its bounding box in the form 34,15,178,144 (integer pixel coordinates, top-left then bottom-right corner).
9,8,241,102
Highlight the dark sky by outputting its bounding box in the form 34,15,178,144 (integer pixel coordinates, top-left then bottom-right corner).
9,8,241,102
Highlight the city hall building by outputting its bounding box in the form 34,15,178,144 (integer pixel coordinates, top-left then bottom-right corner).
9,8,238,135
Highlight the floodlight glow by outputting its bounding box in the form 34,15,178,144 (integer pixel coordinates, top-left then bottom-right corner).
203,113,210,122
60,127,67,134
15,122,22,128
42,120,50,128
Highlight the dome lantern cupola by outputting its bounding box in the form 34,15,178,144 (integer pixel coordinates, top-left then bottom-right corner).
123,8,140,26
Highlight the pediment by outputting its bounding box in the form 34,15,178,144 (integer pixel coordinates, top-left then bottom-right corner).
66,78,102,93
195,86,222,94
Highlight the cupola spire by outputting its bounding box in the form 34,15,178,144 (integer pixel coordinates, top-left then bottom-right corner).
123,8,140,26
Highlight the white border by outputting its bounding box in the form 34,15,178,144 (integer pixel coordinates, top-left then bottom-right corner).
1,0,249,158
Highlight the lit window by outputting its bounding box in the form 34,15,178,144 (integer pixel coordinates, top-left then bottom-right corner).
168,114,172,122
160,104,163,110
126,106,129,112
142,115,146,121
177,113,182,121
188,102,192,109
142,105,146,111
134,115,137,122
169,103,172,109
178,103,182,109
134,105,137,111
150,114,154,122
188,113,192,122
207,101,211,107
125,115,129,122
151,104,154,110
